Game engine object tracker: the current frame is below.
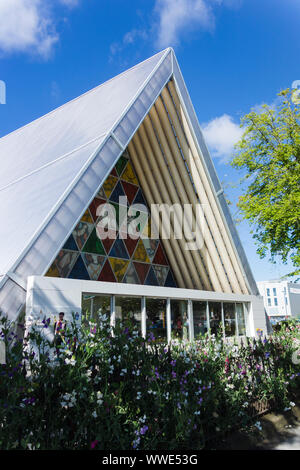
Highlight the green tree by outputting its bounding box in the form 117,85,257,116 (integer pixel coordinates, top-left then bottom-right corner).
231,89,300,277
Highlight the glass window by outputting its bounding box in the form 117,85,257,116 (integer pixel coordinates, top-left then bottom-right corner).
115,296,142,332
273,288,277,296
208,302,222,336
267,298,271,306
82,294,111,326
171,300,189,340
192,301,208,338
266,288,270,296
223,303,237,337
146,298,167,342
274,298,278,306
236,303,246,336
285,297,288,305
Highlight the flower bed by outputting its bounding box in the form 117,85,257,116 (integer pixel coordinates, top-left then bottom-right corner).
0,313,299,450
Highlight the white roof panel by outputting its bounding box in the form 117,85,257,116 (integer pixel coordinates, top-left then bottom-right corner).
0,137,104,275
0,50,165,190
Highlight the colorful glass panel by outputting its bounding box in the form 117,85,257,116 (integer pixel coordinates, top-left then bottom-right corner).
109,258,130,282
45,150,176,287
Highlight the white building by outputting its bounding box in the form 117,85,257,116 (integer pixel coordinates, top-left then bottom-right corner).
257,280,300,325
0,48,267,340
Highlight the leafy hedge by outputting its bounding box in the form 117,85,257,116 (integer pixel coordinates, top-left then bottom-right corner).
0,313,299,450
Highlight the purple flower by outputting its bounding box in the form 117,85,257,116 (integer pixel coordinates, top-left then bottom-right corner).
172,371,176,379
140,425,148,435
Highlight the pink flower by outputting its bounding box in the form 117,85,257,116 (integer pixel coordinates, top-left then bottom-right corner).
90,440,99,449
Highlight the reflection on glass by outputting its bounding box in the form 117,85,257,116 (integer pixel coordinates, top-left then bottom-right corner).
193,301,208,338
171,300,189,340
208,302,222,336
236,303,246,336
115,296,141,332
146,298,167,342
82,294,111,326
224,303,236,337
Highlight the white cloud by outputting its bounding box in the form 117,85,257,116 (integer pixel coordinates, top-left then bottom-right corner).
109,0,242,60
0,0,80,59
201,114,243,161
154,0,242,49
154,0,214,49
0,0,58,58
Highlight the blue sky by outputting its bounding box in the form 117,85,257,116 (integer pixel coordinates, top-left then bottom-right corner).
0,0,299,282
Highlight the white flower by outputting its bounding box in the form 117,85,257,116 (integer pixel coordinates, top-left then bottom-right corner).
65,357,76,366
254,421,262,431
96,391,103,405
92,411,97,418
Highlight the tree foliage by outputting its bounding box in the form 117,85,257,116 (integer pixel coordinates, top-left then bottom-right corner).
231,89,300,276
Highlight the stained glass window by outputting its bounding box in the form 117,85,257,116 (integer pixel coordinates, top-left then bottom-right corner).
46,149,176,288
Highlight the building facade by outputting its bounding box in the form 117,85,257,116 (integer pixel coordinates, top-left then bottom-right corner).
257,280,300,325
0,48,267,341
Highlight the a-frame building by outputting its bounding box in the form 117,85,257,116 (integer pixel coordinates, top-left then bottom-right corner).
0,48,267,338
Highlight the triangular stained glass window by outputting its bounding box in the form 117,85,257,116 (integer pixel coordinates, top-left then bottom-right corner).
164,270,177,288
115,155,128,176
153,265,169,287
80,209,94,224
63,234,78,251
109,181,127,205
46,149,176,286
109,236,129,259
133,239,150,263
121,181,139,205
89,198,106,223
133,188,148,208
133,262,150,284
152,243,168,266
55,250,79,278
145,266,159,286
69,255,90,280
82,228,106,255
98,259,116,282
103,175,118,198
82,253,106,280
73,221,94,251
143,238,159,263
121,161,138,185
109,258,130,282
123,262,140,284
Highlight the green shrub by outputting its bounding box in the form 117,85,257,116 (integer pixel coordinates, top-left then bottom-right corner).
0,313,299,450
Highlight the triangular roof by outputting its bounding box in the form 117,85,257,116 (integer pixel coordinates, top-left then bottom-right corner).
0,48,258,320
